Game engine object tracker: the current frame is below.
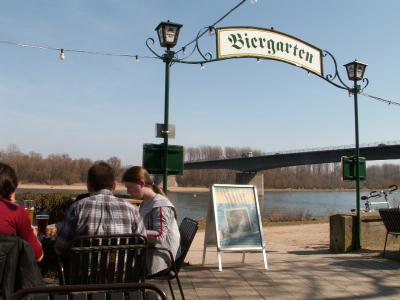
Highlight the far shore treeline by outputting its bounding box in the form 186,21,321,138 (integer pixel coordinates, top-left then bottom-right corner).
1,144,399,190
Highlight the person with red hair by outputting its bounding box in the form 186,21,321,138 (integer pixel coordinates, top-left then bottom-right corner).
122,166,180,276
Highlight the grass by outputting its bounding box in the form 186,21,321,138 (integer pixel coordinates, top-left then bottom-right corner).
195,209,329,231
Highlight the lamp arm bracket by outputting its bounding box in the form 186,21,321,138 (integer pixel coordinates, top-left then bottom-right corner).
321,50,351,90
195,27,214,61
172,58,220,65
360,78,369,92
145,38,163,59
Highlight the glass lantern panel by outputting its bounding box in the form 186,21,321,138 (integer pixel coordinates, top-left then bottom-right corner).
157,27,164,45
356,65,364,79
346,64,355,79
165,25,177,43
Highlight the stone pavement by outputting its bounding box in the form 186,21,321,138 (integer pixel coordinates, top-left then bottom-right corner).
150,223,400,300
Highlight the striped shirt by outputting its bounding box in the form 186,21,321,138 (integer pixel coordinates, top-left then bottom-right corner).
54,189,145,255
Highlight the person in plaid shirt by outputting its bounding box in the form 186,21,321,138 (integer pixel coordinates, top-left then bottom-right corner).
54,161,145,255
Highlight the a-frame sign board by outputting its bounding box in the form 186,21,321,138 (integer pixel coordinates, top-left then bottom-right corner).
202,184,268,271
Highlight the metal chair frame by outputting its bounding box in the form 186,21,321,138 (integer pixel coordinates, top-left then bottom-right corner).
10,282,168,300
148,217,199,300
378,208,400,257
59,234,147,285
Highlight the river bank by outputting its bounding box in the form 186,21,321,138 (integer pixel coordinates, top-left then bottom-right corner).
18,183,210,193
18,183,360,193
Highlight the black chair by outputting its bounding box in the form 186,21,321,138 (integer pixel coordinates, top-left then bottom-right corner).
148,217,199,300
59,234,147,285
379,208,400,257
10,282,168,300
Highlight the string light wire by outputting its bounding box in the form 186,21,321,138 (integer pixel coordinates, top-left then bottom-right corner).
0,40,158,60
361,93,400,107
175,0,248,55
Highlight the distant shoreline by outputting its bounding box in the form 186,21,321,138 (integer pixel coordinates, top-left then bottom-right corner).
18,183,358,193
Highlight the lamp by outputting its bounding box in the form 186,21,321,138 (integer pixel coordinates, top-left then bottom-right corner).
344,59,368,251
344,60,368,81
155,21,183,49
153,21,183,193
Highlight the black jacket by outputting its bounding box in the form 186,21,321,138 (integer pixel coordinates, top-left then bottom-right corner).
0,234,43,300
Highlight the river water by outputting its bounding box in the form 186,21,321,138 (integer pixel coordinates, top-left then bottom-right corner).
169,191,400,222
18,189,399,222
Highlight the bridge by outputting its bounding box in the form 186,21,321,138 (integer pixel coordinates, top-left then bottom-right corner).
184,142,400,172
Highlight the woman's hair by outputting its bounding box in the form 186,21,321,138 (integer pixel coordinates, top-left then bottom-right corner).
122,166,165,196
0,162,18,199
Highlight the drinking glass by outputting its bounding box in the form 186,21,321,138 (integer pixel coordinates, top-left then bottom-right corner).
23,200,35,224
36,214,49,237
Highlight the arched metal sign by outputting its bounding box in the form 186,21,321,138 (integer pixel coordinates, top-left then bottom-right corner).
216,27,323,76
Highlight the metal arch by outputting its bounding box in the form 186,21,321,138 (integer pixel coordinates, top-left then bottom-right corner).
194,27,214,62
317,50,369,93
175,42,197,62
318,50,351,91
146,31,369,94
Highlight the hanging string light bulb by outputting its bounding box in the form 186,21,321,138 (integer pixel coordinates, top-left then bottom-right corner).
200,63,205,70
182,47,186,55
59,49,65,60
256,58,260,63
135,55,140,63
208,26,215,36
251,0,258,4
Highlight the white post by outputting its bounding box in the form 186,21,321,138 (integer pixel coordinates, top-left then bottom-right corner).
218,251,223,272
262,247,268,270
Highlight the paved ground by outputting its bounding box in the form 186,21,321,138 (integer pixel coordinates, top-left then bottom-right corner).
150,223,400,300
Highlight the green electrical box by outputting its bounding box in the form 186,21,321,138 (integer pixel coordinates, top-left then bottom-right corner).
143,143,184,175
341,156,366,181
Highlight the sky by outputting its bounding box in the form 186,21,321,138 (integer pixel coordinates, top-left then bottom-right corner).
1,0,400,165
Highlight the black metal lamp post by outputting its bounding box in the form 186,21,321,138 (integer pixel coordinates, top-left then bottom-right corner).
344,60,368,250
155,21,183,193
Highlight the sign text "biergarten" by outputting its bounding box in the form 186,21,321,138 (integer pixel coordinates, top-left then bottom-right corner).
216,27,323,76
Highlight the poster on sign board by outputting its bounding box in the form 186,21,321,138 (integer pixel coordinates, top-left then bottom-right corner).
212,184,264,250
202,184,268,271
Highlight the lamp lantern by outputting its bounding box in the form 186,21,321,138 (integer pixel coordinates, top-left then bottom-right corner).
155,21,183,49
344,60,368,81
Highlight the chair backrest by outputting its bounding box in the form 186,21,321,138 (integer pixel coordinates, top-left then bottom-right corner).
61,234,147,285
379,208,400,233
175,218,199,273
10,282,168,300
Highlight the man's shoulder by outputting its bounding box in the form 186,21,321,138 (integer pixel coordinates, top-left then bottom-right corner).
86,192,131,206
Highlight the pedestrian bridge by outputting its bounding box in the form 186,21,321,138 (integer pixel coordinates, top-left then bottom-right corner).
184,142,400,172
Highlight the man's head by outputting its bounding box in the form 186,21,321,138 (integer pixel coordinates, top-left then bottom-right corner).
87,161,115,192
0,162,18,200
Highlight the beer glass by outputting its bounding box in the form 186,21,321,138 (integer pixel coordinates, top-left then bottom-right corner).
23,200,35,224
36,214,49,236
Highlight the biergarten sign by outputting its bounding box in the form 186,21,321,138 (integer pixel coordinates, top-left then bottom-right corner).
216,27,323,76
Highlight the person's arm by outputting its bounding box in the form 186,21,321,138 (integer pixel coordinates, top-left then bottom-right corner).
145,207,174,245
54,204,78,256
131,207,146,236
16,207,43,262
127,199,143,206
